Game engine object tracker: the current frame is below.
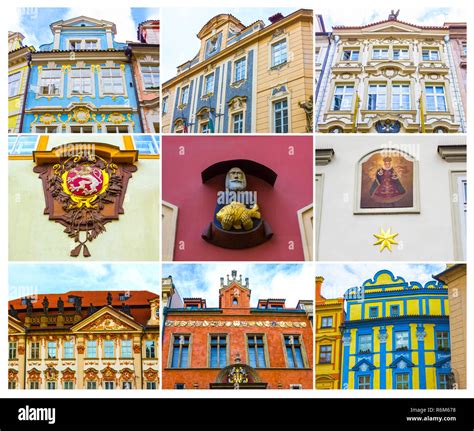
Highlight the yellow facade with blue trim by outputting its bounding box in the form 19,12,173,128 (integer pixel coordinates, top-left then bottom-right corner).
341,270,452,390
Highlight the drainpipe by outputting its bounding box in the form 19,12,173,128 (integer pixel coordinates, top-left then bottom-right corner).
124,46,145,133
315,33,331,101
315,35,339,129
19,50,33,133
444,35,466,133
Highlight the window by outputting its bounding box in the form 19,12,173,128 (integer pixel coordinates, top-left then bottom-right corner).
284,335,305,368
358,334,372,353
234,57,247,82
47,342,57,359
47,382,56,390
395,331,409,350
332,85,354,111
101,68,124,95
121,340,132,358
425,85,447,111
145,341,156,359
200,121,210,133
368,306,378,318
390,305,400,317
319,345,332,364
290,384,302,389
104,381,114,390
422,49,440,61
63,341,74,359
393,48,409,60
86,340,97,358
462,42,467,57
438,374,449,389
70,68,92,95
367,84,387,110
180,85,189,105
273,98,288,133
63,381,74,390
30,342,40,360
8,381,17,389
70,125,93,133
271,39,288,67
106,125,129,133
9,342,17,360
39,69,62,96
357,375,371,389
132,135,160,155
392,84,410,110
321,316,333,328
69,40,82,50
104,340,115,358
84,40,97,50
342,49,359,61
86,381,97,390
436,331,450,350
122,382,132,389
204,73,215,95
247,335,266,368
142,65,160,89
34,126,59,133
232,112,244,133
210,335,227,368
162,96,168,114
9,72,21,97
30,382,40,390
171,335,190,368
175,383,185,389
146,382,156,390
395,373,409,389
372,48,389,60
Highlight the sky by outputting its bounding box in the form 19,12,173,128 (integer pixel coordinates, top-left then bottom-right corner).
162,263,313,308
10,7,160,49
317,263,447,300
161,7,295,82
319,7,467,31
9,263,160,299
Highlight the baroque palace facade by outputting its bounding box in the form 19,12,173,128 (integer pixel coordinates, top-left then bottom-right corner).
8,15,160,134
161,271,313,389
162,9,313,133
315,13,466,133
341,270,452,390
8,291,160,390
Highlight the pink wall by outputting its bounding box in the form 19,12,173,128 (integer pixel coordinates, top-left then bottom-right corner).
162,135,313,261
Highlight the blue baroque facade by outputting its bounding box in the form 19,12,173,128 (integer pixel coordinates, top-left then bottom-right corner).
340,270,452,390
22,16,142,133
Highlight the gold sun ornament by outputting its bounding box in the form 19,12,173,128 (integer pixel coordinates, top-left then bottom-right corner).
373,227,399,252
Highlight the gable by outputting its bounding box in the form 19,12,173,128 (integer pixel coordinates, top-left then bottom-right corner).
70,306,143,333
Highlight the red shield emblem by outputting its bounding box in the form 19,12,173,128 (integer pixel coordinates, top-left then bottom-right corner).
66,165,104,197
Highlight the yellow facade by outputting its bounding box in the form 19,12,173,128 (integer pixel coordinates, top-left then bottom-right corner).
315,277,345,389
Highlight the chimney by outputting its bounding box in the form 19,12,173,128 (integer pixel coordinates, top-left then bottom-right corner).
269,13,284,24
316,276,325,301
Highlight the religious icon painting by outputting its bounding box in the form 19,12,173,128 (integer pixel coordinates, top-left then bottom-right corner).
354,149,419,214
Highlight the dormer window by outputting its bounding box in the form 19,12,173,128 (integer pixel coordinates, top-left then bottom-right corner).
69,39,99,50
232,297,238,305
69,40,82,50
84,40,97,50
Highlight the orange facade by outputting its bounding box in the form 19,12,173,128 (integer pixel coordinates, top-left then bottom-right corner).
162,272,313,389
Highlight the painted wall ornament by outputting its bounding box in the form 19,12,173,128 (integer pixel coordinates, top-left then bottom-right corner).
373,227,399,252
355,149,419,214
33,144,138,257
202,161,275,249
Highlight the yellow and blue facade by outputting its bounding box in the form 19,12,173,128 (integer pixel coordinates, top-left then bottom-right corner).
341,270,452,390
22,16,142,133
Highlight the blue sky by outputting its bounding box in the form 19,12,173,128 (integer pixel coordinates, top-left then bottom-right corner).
317,263,447,300
9,263,160,300
163,263,313,308
319,7,466,31
11,7,159,48
162,7,296,81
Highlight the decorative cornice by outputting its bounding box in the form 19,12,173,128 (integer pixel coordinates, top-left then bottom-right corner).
437,145,467,162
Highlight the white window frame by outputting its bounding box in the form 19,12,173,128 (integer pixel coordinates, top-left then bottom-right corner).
233,56,247,82
32,125,60,134
392,83,411,110
270,38,288,68
342,49,359,61
372,48,389,60
68,67,94,97
68,38,100,50
393,47,409,60
332,84,354,111
37,68,63,98
422,49,440,61
231,111,244,133
367,83,387,110
203,72,215,96
100,67,126,97
180,85,190,105
9,71,22,98
425,85,447,112
162,95,168,114
272,98,289,133
141,64,160,90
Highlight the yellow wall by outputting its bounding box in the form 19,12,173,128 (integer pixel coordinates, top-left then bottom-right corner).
8,65,28,132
